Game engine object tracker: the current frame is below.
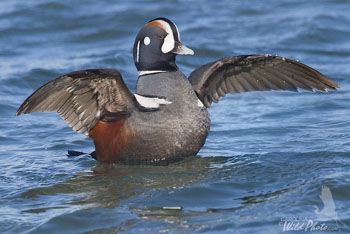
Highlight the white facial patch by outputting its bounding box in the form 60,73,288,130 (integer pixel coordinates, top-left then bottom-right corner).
162,34,175,53
152,19,175,53
136,40,140,63
144,36,150,45
134,94,172,109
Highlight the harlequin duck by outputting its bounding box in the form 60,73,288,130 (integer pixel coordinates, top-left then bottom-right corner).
17,17,339,164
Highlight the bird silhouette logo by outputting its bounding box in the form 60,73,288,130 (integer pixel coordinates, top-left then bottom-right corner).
313,185,347,228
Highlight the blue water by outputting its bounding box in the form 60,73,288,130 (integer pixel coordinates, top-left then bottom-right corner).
1,0,350,233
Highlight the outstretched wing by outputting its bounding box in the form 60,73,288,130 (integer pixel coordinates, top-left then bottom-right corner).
188,55,339,107
16,69,134,134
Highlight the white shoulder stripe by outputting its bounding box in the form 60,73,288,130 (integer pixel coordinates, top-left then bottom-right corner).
197,98,204,108
134,94,172,108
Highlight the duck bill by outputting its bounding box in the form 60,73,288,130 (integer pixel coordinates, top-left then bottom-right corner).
172,41,194,55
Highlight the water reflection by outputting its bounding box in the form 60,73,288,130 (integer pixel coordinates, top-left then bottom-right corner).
17,152,349,233
21,156,227,211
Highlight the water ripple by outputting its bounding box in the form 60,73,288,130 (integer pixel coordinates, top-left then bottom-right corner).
1,0,350,233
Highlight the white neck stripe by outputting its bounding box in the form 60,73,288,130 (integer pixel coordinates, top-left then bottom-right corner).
136,40,140,63
138,70,166,76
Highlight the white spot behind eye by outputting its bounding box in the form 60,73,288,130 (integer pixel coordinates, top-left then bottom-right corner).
144,36,150,45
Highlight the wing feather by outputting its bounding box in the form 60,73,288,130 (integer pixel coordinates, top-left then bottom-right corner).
189,55,339,107
16,69,134,134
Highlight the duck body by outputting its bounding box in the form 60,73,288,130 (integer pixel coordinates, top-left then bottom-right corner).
90,70,210,164
121,71,210,164
16,17,339,165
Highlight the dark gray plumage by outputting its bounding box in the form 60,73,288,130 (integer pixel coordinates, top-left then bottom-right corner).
16,69,134,134
189,55,339,107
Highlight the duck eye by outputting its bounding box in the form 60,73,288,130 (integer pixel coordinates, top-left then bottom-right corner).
157,34,164,40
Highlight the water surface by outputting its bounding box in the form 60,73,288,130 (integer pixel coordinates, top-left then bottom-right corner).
1,0,349,233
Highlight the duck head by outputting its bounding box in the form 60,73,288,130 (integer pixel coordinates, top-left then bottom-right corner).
133,17,194,74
